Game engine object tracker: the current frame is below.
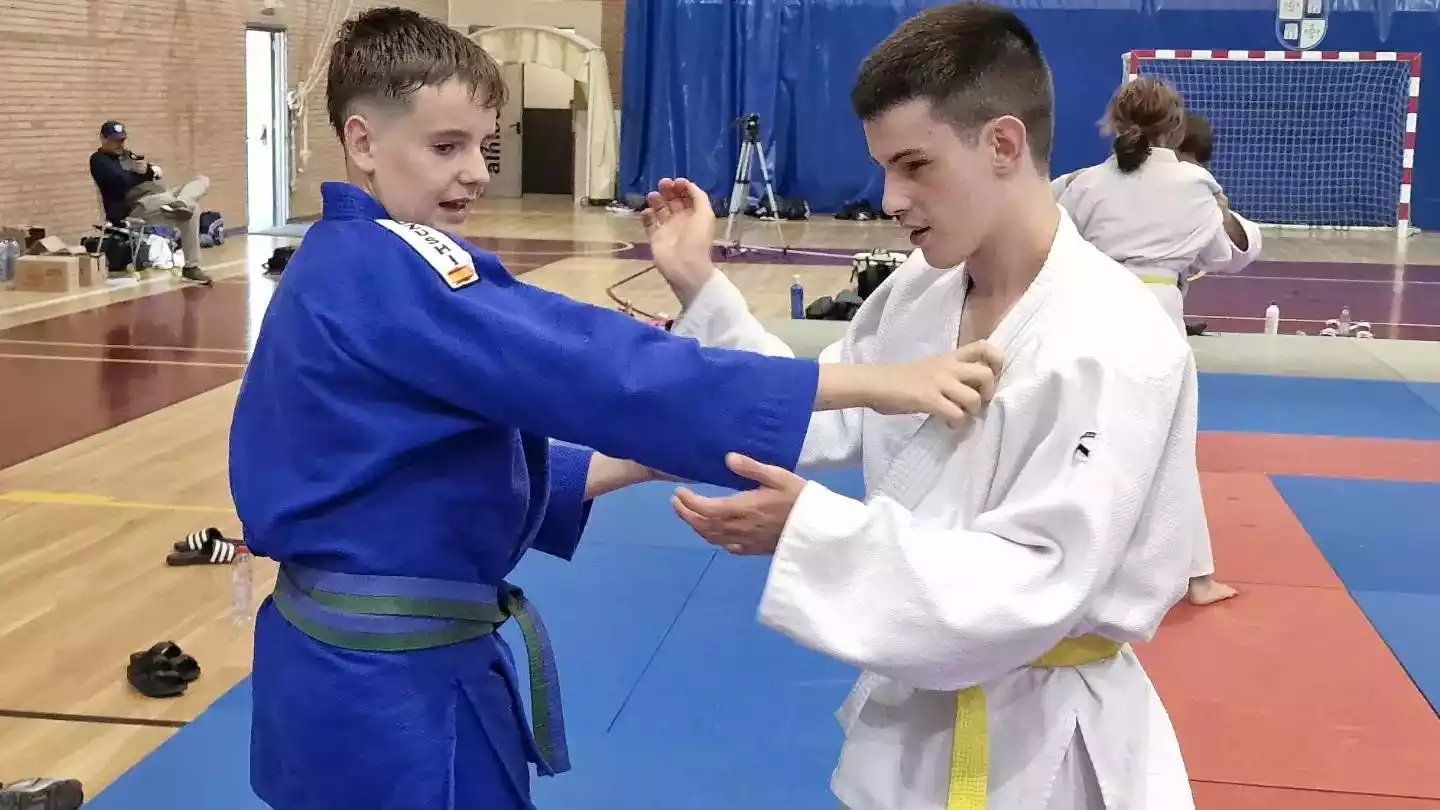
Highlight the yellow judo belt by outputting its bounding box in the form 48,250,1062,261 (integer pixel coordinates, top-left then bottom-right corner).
1138,274,1179,287
946,634,1124,809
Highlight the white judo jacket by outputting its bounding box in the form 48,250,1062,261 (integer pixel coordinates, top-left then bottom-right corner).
670,208,1200,809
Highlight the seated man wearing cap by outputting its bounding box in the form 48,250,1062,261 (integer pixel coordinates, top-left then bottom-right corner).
89,120,213,285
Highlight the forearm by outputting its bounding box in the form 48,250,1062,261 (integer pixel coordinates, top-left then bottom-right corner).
670,271,796,357
673,273,862,468
814,363,876,412
1222,210,1249,251
584,454,653,499
669,264,880,416
664,261,718,309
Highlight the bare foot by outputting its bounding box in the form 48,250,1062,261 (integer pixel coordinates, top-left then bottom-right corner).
1188,575,1238,605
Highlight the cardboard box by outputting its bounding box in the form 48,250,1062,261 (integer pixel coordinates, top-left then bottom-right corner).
11,233,105,291
78,253,107,286
0,225,46,251
13,255,81,293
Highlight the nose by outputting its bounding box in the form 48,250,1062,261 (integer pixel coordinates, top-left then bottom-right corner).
880,178,909,220
457,144,491,188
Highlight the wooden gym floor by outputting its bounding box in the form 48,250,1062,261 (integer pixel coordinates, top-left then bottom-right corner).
1,196,1439,808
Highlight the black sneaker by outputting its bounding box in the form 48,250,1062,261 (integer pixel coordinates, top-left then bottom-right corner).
181,265,213,286
0,778,84,810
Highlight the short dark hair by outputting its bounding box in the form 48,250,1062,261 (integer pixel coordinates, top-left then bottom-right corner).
326,7,508,140
850,2,1054,168
1177,112,1214,166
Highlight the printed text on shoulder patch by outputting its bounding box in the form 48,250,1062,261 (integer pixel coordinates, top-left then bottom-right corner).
376,219,479,290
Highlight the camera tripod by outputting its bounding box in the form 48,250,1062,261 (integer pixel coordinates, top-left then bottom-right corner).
719,114,789,257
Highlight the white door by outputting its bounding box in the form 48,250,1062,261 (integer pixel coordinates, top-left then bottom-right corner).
245,28,288,230
488,63,524,198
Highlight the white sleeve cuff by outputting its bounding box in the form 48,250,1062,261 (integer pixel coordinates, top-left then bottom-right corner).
669,271,741,341
758,481,866,639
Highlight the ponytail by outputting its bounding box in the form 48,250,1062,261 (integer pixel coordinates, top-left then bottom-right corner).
1113,124,1151,173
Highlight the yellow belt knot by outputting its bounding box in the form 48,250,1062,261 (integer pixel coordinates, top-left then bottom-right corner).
946,634,1125,809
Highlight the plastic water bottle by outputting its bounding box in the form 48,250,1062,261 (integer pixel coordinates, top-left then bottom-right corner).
1264,302,1280,335
1338,306,1351,334
790,275,804,319
0,238,17,285
232,543,254,625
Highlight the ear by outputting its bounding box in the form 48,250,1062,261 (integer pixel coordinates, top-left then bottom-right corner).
343,114,379,175
986,115,1029,175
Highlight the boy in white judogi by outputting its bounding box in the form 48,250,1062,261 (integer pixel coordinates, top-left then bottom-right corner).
639,4,1199,808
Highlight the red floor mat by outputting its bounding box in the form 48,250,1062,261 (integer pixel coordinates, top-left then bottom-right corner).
1200,472,1343,589
1140,584,1440,799
1201,432,1440,483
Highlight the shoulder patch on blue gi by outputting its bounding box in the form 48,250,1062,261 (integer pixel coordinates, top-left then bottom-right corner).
375,219,479,290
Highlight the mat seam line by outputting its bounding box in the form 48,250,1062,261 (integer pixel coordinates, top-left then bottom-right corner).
1191,778,1440,801
604,550,718,733
0,708,189,728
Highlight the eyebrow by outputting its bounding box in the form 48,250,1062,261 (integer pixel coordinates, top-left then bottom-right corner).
884,148,927,166
429,128,472,141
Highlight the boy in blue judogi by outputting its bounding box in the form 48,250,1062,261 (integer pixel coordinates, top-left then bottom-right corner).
230,8,995,809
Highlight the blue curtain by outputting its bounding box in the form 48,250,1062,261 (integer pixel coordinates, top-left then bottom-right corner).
618,0,1439,222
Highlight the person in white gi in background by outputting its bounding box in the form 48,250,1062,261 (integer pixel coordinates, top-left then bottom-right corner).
640,4,1198,807
1051,80,1242,606
1052,109,1264,335
1174,112,1264,305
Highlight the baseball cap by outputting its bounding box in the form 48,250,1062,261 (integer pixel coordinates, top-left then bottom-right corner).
100,121,127,140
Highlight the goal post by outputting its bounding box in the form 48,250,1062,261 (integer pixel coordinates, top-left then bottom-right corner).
1122,49,1422,237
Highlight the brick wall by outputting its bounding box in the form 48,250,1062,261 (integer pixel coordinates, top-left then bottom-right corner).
0,0,447,242
599,0,625,100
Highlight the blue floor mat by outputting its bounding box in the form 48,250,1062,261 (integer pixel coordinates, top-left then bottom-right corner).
1272,475,1440,711
1198,374,1440,439
83,680,264,810
532,556,856,810
1271,476,1440,596
1349,589,1440,713
501,543,720,731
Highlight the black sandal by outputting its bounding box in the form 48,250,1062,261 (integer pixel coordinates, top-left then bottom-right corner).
127,641,200,696
172,527,222,552
165,537,241,566
126,653,187,698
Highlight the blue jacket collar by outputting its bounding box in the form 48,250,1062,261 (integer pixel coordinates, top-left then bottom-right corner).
321,181,392,221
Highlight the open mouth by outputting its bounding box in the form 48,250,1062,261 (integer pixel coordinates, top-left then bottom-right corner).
908,226,931,245
439,199,472,213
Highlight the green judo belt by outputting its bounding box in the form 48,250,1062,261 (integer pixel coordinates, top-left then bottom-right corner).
271,562,570,774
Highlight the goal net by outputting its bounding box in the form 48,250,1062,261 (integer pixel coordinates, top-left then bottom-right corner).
1122,50,1422,235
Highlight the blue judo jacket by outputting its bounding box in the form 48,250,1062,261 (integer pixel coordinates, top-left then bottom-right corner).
229,182,821,809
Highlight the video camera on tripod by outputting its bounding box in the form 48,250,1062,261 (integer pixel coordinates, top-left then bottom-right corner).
720,113,788,257
733,113,762,142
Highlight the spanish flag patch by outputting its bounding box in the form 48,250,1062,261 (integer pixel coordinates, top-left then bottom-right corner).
445,264,478,289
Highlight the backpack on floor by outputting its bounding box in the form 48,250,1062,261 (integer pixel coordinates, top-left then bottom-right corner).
263,246,297,275
199,211,226,248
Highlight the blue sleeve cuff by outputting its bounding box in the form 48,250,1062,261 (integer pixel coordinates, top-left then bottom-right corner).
531,441,596,561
